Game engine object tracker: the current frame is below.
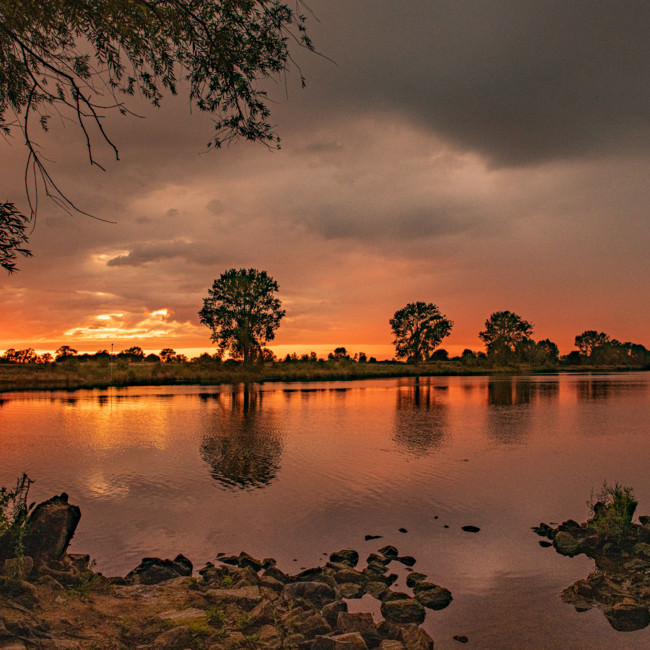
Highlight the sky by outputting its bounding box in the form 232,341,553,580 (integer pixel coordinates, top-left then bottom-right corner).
2,0,649,359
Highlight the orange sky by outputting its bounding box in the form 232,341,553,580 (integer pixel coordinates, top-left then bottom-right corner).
2,1,649,359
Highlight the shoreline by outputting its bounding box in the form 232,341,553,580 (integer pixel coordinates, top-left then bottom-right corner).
1,361,647,394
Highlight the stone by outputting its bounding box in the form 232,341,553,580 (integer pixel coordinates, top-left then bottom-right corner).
413,582,452,610
337,611,382,647
257,623,282,648
282,581,339,607
330,550,360,568
125,554,192,585
366,553,390,566
283,609,332,637
604,602,650,631
365,581,389,599
247,598,275,626
453,635,469,643
380,598,425,625
379,642,405,650
153,624,194,648
236,551,263,572
396,556,416,567
364,535,383,541
461,525,480,533
338,582,365,599
378,546,398,560
158,607,207,624
1,556,34,580
400,624,434,649
263,565,289,583
553,531,582,557
405,573,427,588
23,494,81,566
334,568,365,584
312,632,369,649
207,586,262,607
322,599,348,626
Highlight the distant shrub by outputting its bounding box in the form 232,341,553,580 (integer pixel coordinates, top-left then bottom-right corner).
587,482,637,542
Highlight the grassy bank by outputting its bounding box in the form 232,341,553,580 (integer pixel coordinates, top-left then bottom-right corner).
0,358,647,393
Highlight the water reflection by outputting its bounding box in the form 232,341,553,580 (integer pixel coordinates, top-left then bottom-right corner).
486,379,531,445
200,386,283,490
393,379,447,455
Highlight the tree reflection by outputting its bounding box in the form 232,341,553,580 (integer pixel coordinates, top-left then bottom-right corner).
393,379,447,456
200,385,282,490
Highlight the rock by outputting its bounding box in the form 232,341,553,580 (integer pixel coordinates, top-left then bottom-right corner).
453,635,469,643
396,556,416,567
539,541,553,548
553,531,582,557
125,554,192,584
413,582,452,610
338,582,365,598
532,523,556,539
378,546,399,560
312,632,369,649
236,551,263,572
461,526,480,533
337,611,382,647
366,553,390,566
282,581,339,607
379,642,405,650
380,598,425,624
604,602,650,631
1,556,34,580
322,600,348,627
365,535,383,541
257,623,282,647
330,550,360,568
633,542,650,558
334,568,365,585
153,624,194,648
159,607,207,624
207,585,262,607
400,623,434,649
247,598,275,626
263,565,290,583
23,494,81,567
365,581,389,599
405,573,427,588
283,609,332,637
398,528,408,534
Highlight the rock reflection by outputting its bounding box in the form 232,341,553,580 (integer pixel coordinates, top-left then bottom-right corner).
200,385,282,490
393,379,447,456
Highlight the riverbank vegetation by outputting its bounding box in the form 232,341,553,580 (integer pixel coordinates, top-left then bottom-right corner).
0,344,648,393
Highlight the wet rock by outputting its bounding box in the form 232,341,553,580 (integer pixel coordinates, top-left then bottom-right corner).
312,631,369,649
461,526,480,533
23,494,81,567
365,535,383,541
263,565,290,583
395,556,416,567
553,531,582,557
365,581,389,599
398,528,408,534
399,623,434,649
532,523,557,539
378,546,399,560
330,550,360,568
338,582,365,599
413,582,452,610
334,568,365,585
366,553,390,566
380,598,425,625
405,573,427,588
453,635,469,643
322,600,348,627
125,554,192,585
236,551,263,572
337,611,382,648
539,541,553,548
282,581,339,607
604,601,650,631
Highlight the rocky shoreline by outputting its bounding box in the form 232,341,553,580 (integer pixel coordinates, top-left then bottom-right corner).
1,494,452,649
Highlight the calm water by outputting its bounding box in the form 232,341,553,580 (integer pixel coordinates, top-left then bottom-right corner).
2,373,650,649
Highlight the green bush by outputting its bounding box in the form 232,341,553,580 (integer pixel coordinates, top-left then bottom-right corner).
587,482,637,542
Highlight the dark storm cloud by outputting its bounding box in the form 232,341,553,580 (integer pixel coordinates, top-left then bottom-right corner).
304,0,650,165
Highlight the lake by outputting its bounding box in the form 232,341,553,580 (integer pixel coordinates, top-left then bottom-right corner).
1,372,650,648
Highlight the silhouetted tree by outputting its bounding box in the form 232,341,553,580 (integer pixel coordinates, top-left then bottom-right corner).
575,331,610,357
55,345,77,361
328,347,350,361
479,311,534,365
2,348,37,363
118,346,145,361
159,348,178,363
199,268,285,365
390,302,453,363
1,0,316,266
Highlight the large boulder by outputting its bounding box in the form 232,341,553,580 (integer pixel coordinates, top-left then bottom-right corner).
22,493,81,568
125,554,192,584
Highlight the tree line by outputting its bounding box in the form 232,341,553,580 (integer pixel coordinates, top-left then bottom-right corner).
2,268,649,369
